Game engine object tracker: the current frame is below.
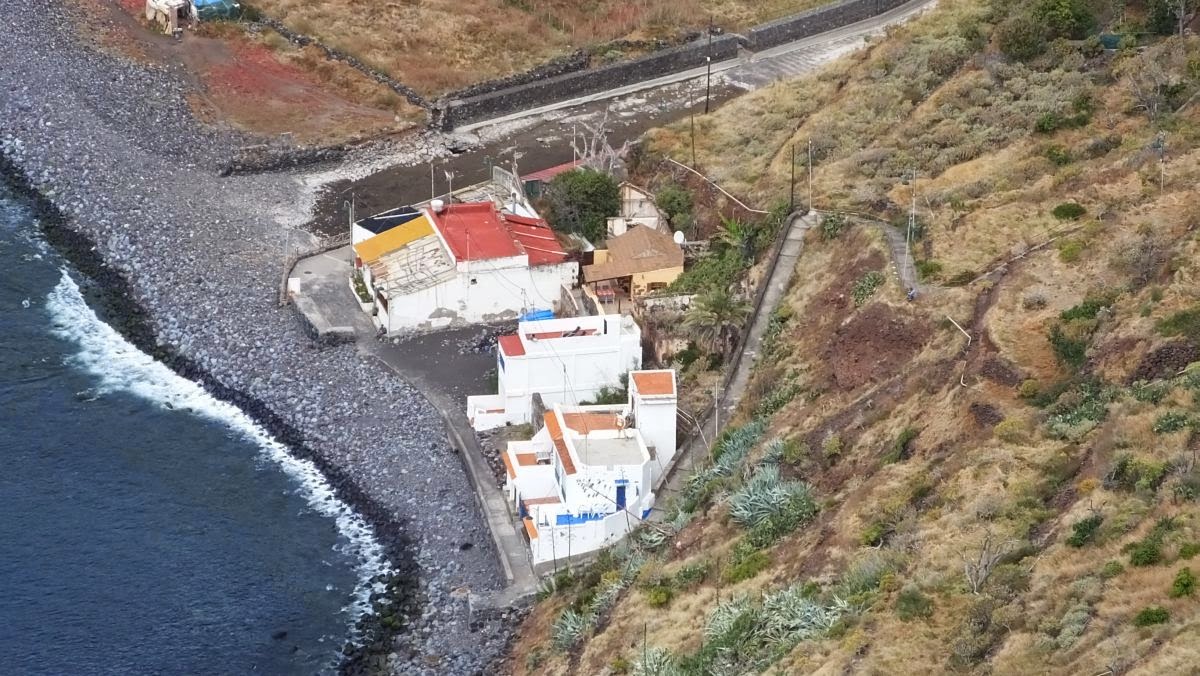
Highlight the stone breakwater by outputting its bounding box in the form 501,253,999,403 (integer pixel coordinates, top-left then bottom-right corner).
0,2,509,674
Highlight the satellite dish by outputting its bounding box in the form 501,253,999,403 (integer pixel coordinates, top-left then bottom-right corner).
673,231,685,245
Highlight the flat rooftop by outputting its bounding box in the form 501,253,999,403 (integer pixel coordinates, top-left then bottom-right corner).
571,436,644,466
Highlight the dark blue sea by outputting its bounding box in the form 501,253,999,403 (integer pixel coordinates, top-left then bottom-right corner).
0,184,388,674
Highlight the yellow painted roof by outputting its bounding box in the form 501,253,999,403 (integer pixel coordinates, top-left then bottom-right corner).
353,213,436,263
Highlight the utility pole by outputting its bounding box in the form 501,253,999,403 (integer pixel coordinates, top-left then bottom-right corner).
905,174,916,286
705,19,714,115
429,162,435,201
807,139,814,212
704,57,712,114
713,381,719,439
789,144,796,210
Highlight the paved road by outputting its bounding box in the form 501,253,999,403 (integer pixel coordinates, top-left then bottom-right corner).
459,0,937,132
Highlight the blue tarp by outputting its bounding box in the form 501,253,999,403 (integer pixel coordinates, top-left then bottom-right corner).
193,0,241,20
520,309,554,322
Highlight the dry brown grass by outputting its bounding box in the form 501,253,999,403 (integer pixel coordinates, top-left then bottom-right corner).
249,0,832,95
510,2,1200,672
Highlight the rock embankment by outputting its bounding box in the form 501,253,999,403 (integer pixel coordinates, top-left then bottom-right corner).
0,3,509,674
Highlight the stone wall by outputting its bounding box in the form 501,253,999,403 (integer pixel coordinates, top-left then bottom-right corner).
744,0,911,50
433,35,741,130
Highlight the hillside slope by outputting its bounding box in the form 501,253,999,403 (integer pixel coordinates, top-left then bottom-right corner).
508,0,1200,674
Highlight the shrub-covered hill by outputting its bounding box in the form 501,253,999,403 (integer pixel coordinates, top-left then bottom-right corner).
507,1,1200,674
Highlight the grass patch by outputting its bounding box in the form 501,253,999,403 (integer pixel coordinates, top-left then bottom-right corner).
1156,307,1200,339
1051,202,1087,220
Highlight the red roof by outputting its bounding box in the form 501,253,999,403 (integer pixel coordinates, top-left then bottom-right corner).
498,334,525,357
428,203,522,262
523,160,581,183
426,203,569,266
504,214,570,266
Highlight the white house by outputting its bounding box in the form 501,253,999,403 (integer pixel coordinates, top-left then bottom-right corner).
466,314,643,431
606,182,665,238
352,201,579,333
501,370,678,570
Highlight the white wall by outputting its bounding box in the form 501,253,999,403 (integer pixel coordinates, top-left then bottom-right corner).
497,317,641,424
382,258,578,332
632,398,678,482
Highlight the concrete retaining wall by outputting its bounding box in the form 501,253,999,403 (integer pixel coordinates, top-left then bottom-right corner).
745,0,910,50
434,35,741,130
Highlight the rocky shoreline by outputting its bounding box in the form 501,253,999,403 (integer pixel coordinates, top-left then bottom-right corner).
0,2,510,674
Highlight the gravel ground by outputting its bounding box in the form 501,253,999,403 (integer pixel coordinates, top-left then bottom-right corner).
0,2,510,673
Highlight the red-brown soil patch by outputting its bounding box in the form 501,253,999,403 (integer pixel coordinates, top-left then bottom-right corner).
823,303,932,392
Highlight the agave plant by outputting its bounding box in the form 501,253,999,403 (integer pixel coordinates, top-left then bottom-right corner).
552,609,592,651
633,646,683,676
759,585,845,648
728,465,817,532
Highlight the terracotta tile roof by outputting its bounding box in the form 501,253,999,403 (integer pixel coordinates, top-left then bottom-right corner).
498,334,525,357
515,453,540,466
544,411,576,475
632,370,676,397
523,160,581,183
501,452,516,479
583,225,683,283
561,411,622,434
522,517,538,540
521,496,561,506
503,214,570,267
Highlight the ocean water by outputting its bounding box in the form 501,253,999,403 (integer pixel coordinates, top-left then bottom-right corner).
0,185,388,674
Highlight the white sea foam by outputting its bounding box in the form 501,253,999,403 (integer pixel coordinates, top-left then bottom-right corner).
44,270,392,646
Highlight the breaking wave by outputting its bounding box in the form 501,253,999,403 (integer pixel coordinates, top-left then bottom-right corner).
43,270,391,646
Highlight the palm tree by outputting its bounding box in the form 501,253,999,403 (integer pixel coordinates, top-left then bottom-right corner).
684,287,751,358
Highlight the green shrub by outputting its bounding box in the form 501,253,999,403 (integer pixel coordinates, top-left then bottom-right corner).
1052,202,1087,220
1105,455,1169,493
1100,560,1125,579
822,434,843,458
883,427,919,464
1066,514,1104,547
669,247,746,294
543,168,620,243
821,212,847,240
722,544,771,584
1153,411,1193,434
852,271,885,307
644,584,673,608
1180,543,1200,560
1127,538,1163,567
915,259,943,281
861,521,889,547
1035,0,1095,39
1045,145,1072,166
1048,324,1089,369
1132,380,1171,404
1132,606,1169,627
609,655,631,674
1018,379,1041,399
673,561,710,589
655,183,694,230
1170,567,1195,598
1156,307,1200,339
997,14,1046,61
781,439,809,464
994,418,1026,443
1036,112,1064,134
895,584,934,621
1058,239,1084,262
1060,291,1119,321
